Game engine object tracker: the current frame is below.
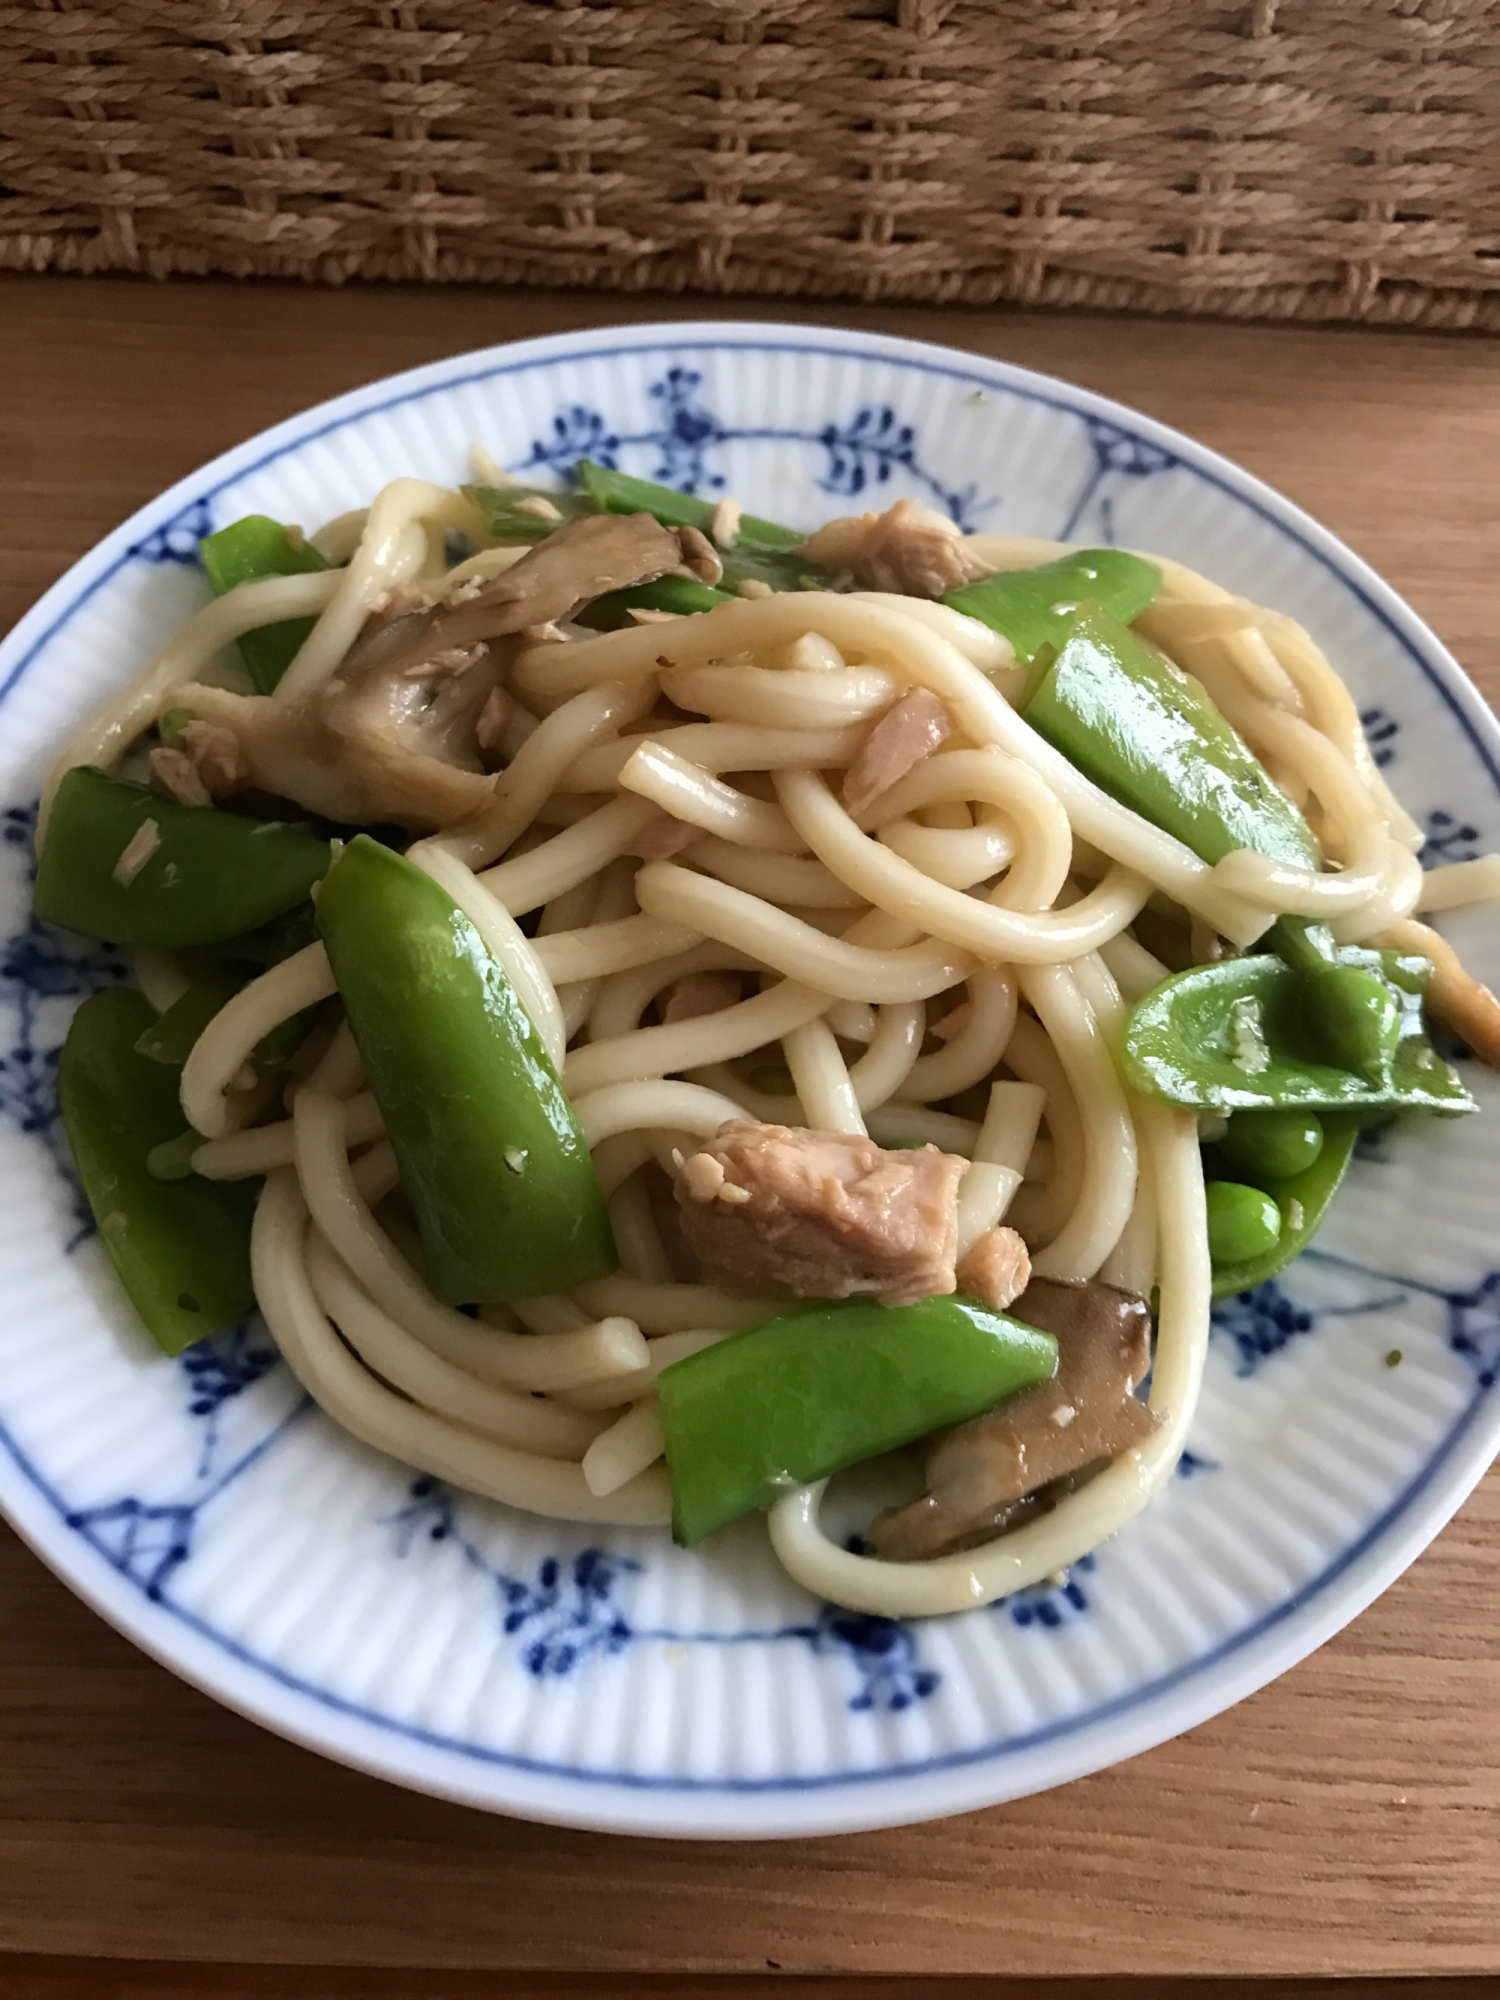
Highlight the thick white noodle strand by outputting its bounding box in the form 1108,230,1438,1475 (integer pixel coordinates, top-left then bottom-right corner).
275,479,475,701
180,943,337,1139
955,1081,1045,1258
290,1090,645,1391
847,1001,925,1111
253,1172,670,1526
899,970,1017,1103
40,571,342,828
305,1230,604,1459
620,742,806,852
479,796,659,915
192,1089,385,1178
438,680,657,870
581,1400,666,1496
634,862,971,1003
782,1018,866,1135
1416,854,1500,913
1020,962,1137,1281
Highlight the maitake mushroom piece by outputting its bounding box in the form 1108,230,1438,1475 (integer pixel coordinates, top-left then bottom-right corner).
154,513,688,832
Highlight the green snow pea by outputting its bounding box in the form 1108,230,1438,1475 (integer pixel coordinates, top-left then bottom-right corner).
577,574,734,631
575,461,804,549
462,483,596,544
1204,1111,1360,1300
1123,949,1473,1114
35,768,332,949
1019,601,1319,872
943,549,1162,665
316,836,617,1304
575,460,828,595
658,1294,1058,1546
199,514,328,694
133,969,245,1066
59,988,258,1355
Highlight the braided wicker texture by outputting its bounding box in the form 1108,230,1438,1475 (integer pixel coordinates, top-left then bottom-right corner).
3,0,1498,327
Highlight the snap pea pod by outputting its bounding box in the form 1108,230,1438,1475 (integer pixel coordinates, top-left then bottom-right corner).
575,460,828,594
575,461,805,549
461,483,596,545
35,769,333,949
316,835,617,1304
658,1294,1058,1546
199,514,328,695
1020,601,1319,871
943,549,1162,665
59,988,259,1355
1205,1110,1359,1300
1124,949,1473,1114
577,574,734,632
134,970,245,1066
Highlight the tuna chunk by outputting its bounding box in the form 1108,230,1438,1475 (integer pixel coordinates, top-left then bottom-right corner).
868,1276,1156,1560
674,1120,965,1307
955,1225,1030,1312
841,687,952,817
800,498,990,599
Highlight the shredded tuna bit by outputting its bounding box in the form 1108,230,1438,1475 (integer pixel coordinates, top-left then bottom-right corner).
842,687,953,818
709,498,743,549
112,817,160,887
674,1120,965,1306
627,812,700,861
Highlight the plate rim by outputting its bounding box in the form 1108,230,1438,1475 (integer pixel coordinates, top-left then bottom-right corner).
0,316,1495,1839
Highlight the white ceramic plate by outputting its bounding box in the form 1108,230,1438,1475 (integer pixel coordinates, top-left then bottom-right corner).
0,323,1495,1839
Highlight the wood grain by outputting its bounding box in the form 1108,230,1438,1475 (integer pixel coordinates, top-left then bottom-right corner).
0,274,1496,1979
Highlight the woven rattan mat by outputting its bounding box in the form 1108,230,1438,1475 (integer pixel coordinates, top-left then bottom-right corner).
2,1,1498,328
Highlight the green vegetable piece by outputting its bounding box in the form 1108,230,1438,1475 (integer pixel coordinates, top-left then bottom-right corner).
35,769,332,949
578,574,734,632
1306,962,1402,1084
461,483,596,545
316,836,617,1303
575,462,804,549
1021,601,1319,871
658,1294,1058,1546
1205,1181,1282,1266
59,989,258,1355
1220,1108,1325,1181
134,971,245,1066
199,514,328,694
1123,949,1473,1114
943,549,1162,665
197,901,323,969
1207,1112,1359,1299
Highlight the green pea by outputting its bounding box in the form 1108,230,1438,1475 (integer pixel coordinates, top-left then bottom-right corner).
1308,964,1401,1084
1205,1181,1283,1267
1220,1108,1325,1182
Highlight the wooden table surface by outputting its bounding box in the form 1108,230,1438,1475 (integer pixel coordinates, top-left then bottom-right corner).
0,274,1497,1991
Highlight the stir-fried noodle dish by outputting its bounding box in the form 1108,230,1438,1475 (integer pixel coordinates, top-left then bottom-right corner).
39,460,1500,1617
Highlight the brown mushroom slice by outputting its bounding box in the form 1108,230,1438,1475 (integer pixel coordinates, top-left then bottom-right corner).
867,1276,1156,1562
673,1120,966,1307
162,514,690,833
